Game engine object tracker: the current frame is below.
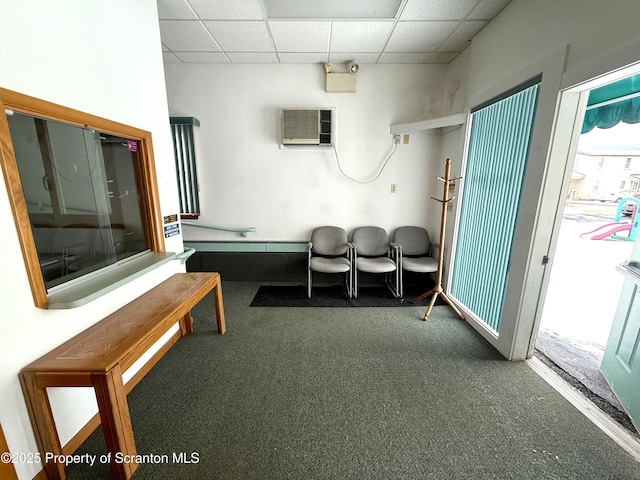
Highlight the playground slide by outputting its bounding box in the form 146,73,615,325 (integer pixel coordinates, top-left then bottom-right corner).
580,222,632,240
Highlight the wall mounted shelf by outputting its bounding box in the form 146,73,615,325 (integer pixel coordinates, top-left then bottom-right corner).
390,113,467,135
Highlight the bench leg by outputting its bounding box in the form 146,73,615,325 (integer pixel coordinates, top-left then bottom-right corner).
92,367,137,480
182,312,194,334
213,280,226,335
19,373,67,480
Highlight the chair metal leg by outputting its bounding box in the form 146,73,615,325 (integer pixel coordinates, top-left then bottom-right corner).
352,249,358,299
345,271,351,299
384,270,400,298
353,268,358,299
348,248,354,299
384,244,401,298
308,246,312,298
347,250,351,298
395,246,402,298
345,252,352,299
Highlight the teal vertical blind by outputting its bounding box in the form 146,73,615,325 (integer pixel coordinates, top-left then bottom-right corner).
450,81,540,333
170,117,201,218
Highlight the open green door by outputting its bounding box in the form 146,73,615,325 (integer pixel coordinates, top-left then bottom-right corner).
601,257,640,433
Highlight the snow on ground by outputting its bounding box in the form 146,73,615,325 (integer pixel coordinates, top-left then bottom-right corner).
540,201,633,351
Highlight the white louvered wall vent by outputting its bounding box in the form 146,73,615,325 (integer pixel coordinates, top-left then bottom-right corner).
281,108,333,147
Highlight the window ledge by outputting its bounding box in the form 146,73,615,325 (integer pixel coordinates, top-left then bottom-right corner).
46,252,176,309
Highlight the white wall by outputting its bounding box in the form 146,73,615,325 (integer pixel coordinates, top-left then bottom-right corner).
164,63,448,242
448,0,640,112
0,2,183,479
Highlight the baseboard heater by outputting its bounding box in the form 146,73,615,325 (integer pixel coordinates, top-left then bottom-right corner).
183,242,308,282
184,241,308,253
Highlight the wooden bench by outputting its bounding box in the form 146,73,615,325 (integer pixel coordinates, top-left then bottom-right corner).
19,272,225,480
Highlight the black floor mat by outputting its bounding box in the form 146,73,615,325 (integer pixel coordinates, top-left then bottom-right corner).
250,282,445,307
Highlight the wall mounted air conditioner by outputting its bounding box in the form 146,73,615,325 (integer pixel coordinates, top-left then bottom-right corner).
281,108,333,146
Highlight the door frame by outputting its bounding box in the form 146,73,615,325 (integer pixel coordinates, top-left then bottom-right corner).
526,40,640,360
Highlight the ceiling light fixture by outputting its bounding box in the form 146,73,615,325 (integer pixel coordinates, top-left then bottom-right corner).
263,0,402,19
348,62,359,74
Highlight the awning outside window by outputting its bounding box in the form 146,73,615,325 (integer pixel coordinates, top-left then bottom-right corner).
581,73,640,133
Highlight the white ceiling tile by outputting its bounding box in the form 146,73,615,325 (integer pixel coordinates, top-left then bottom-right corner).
329,52,381,64
159,20,221,51
378,52,458,63
438,20,487,52
204,21,274,52
467,0,512,20
330,21,394,52
158,0,510,64
268,21,331,52
157,0,197,20
187,0,264,20
400,0,480,21
173,51,230,63
227,52,280,63
385,21,458,52
163,51,183,63
278,52,330,63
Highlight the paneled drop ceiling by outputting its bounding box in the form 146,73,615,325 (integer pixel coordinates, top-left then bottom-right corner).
159,0,512,65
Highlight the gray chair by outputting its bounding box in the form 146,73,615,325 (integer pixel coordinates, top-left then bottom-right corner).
391,226,438,298
351,226,400,298
307,226,353,298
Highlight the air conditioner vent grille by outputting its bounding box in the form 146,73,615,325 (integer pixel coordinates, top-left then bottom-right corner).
282,108,332,146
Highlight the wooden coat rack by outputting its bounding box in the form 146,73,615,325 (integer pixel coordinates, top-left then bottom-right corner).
413,158,465,321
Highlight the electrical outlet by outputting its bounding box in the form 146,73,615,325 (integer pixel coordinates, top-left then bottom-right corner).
393,135,401,144
391,184,397,193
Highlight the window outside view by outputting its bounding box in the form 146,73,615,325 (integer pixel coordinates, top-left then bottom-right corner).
7,112,147,291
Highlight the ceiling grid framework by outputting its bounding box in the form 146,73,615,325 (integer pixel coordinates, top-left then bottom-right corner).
158,0,512,65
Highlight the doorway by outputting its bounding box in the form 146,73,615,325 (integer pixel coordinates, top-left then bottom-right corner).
536,80,640,435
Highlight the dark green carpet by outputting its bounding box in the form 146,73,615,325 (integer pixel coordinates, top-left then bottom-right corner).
67,282,640,479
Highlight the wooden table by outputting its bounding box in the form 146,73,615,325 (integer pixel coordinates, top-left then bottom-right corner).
19,272,225,480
